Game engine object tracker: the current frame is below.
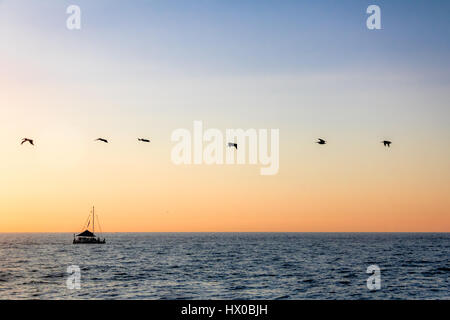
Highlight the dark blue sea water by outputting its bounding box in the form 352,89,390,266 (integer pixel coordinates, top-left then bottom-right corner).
0,233,448,299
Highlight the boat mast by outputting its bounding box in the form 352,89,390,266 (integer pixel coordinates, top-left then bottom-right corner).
93,206,95,235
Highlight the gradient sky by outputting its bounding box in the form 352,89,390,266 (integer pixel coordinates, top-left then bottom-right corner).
1,0,449,232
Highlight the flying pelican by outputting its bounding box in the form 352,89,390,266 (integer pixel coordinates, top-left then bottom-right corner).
316,138,326,145
138,138,150,143
228,142,238,149
95,138,108,143
21,138,34,146
381,140,392,147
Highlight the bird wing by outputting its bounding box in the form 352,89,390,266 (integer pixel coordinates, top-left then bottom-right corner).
30,140,34,145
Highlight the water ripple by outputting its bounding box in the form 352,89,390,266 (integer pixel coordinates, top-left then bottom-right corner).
0,233,448,299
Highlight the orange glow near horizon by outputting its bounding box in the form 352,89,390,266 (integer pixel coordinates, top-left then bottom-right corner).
1,133,449,232
1,84,450,232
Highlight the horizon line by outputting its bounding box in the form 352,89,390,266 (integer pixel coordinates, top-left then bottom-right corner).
0,231,448,234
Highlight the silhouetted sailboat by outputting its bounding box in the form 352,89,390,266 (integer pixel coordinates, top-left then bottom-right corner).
73,207,106,244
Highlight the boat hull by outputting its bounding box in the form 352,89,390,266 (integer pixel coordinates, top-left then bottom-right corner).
73,237,106,244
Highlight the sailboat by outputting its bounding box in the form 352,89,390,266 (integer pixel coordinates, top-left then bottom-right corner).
73,206,106,244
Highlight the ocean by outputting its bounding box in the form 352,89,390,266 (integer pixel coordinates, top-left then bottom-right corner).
0,233,448,299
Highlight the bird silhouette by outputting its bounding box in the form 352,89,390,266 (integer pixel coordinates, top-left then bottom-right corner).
95,138,108,143
21,138,34,146
138,138,150,143
381,140,392,147
228,142,238,149
316,138,326,145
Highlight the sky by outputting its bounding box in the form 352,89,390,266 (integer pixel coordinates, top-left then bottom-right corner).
0,0,449,232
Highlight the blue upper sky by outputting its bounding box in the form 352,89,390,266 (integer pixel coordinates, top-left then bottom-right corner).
1,0,449,134
85,0,450,77
2,0,450,79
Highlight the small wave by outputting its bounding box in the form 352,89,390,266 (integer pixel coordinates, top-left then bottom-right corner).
436,267,450,272
43,273,65,279
230,285,247,291
342,273,357,279
275,295,290,300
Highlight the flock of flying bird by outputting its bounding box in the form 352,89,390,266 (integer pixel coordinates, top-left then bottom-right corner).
20,137,151,146
20,137,393,148
316,138,392,147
